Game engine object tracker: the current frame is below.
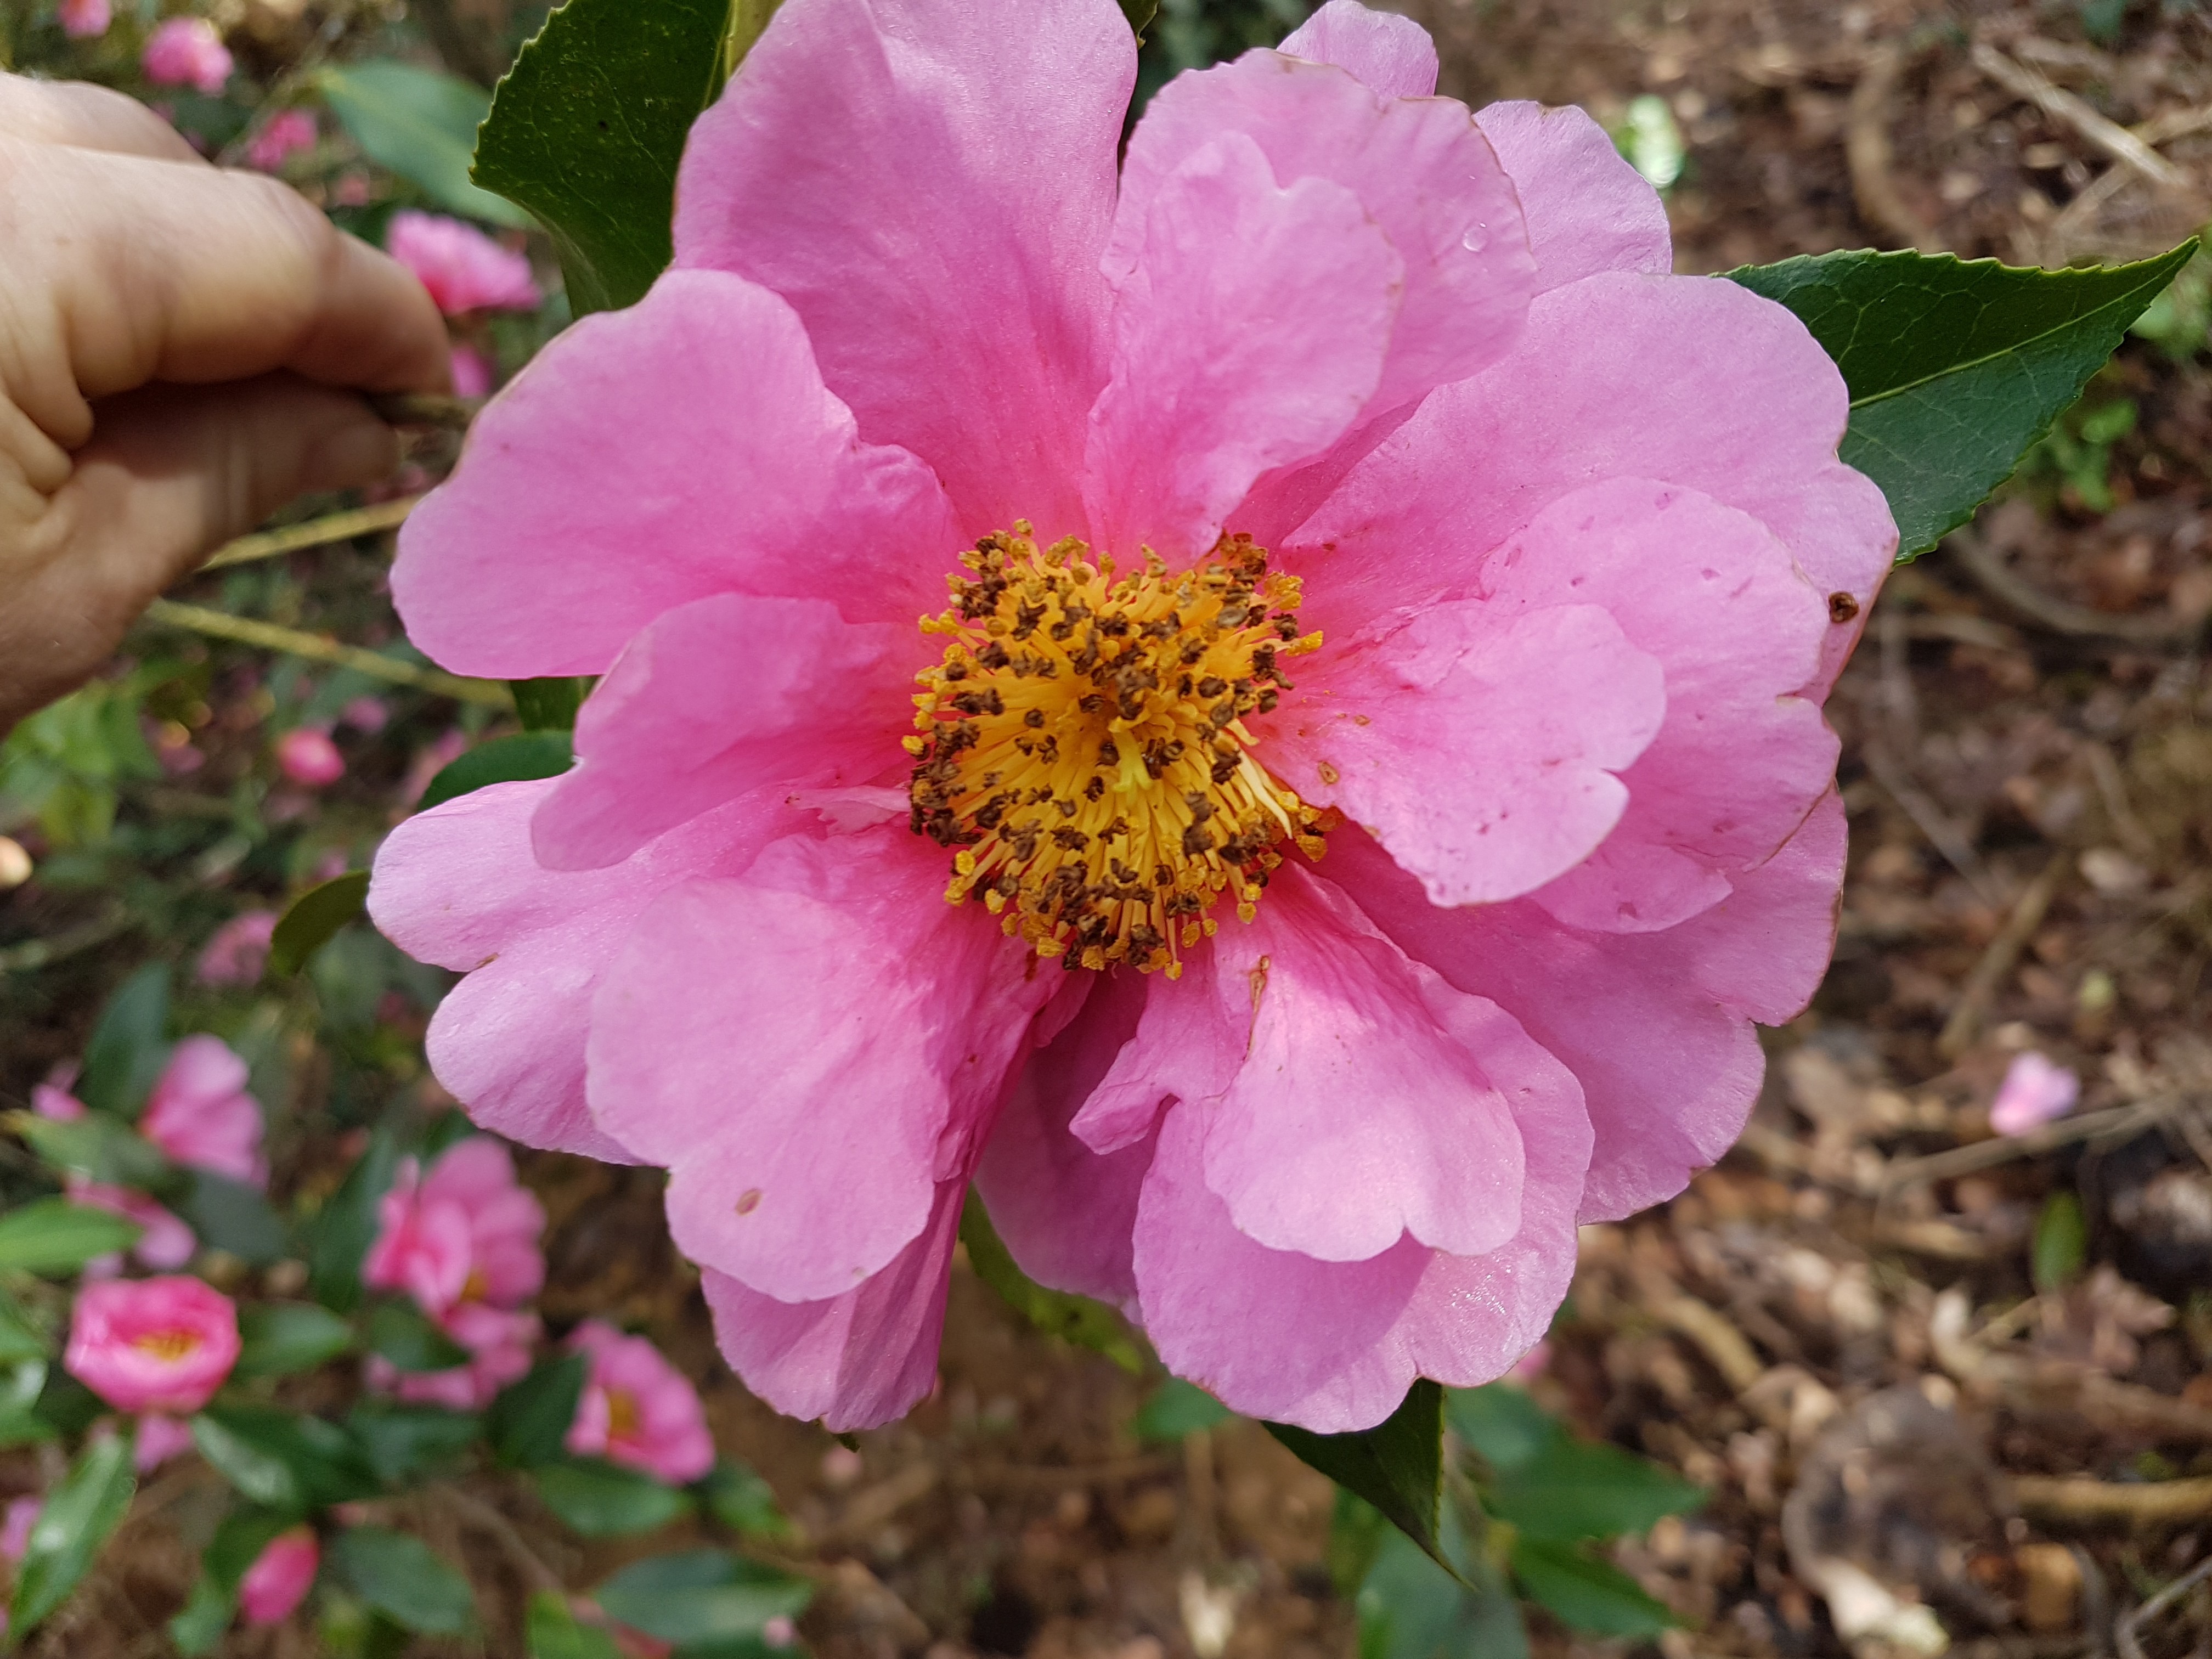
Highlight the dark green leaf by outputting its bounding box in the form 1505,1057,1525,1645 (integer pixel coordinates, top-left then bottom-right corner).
592,1550,813,1645
167,1574,234,1656
509,678,591,732
202,1506,302,1591
2033,1190,2089,1293
0,1199,143,1274
1118,0,1158,44
0,1289,49,1363
960,1194,1147,1373
1354,1506,1527,1659
235,1302,356,1380
1484,1433,1705,1542
488,1353,588,1468
1133,1376,1233,1443
472,0,729,313
1446,1384,1556,1476
347,1400,483,1486
268,871,370,978
308,1125,399,1312
528,1589,624,1659
329,1526,477,1634
30,1368,104,1438
7,1110,170,1187
77,962,170,1118
0,1359,52,1448
1268,1379,1451,1575
1509,1537,1678,1637
1725,242,2196,557
318,61,531,228
178,1171,287,1266
417,729,572,811
193,1404,379,1512
698,1459,789,1538
365,1297,472,1372
536,1457,691,1537
7,1430,135,1638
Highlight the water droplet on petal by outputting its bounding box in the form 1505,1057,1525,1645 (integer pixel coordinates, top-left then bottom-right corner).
1461,222,1488,252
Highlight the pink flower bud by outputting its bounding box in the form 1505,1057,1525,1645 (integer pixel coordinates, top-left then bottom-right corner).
57,0,110,38
763,1615,797,1649
238,1526,319,1625
338,696,390,735
140,17,232,96
386,211,540,316
133,1412,198,1472
275,727,345,787
0,1498,39,1563
244,108,316,172
563,1321,715,1485
195,910,278,987
1989,1050,2079,1137
65,1276,240,1415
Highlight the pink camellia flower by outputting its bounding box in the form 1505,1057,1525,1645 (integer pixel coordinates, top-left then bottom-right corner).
133,1412,199,1472
366,1303,539,1410
57,0,110,39
238,1526,320,1624
140,16,232,96
275,727,345,788
68,1178,197,1274
66,1276,240,1414
141,1033,267,1186
386,211,541,317
563,1321,716,1483
0,1497,39,1563
1990,1050,2080,1137
244,108,317,172
196,910,279,986
373,0,1891,1432
363,1137,545,1316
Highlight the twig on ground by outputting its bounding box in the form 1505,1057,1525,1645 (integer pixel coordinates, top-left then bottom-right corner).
195,496,421,574
1862,741,2002,907
1939,849,2072,1059
139,600,509,708
2113,1551,2212,1659
2017,1475,2212,1526
1657,1295,1767,1393
0,907,137,974
825,1462,940,1546
2080,740,2158,862
1970,43,2190,190
1848,41,1939,250
431,1483,564,1595
1886,1099,2177,1189
1947,528,2208,645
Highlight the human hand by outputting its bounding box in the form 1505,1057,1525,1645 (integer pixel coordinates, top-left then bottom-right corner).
0,74,449,732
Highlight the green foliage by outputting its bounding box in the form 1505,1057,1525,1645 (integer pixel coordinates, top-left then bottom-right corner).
699,1458,791,1538
0,1359,53,1448
535,1457,693,1537
308,1125,400,1313
2034,1190,2090,1293
1508,1537,1677,1637
8,1110,168,1188
1268,1380,1450,1576
178,1171,289,1266
348,1401,484,1485
0,1199,142,1274
1613,94,1684,191
0,1290,48,1363
1481,1423,1706,1542
192,1404,380,1513
7,1430,136,1640
489,1353,589,1468
2018,394,2138,512
78,961,172,1118
364,1296,472,1372
527,1590,625,1659
269,870,371,978
0,675,162,849
1353,1505,1527,1659
171,1507,301,1655
417,729,573,810
1134,1376,1233,1442
2130,243,2211,359
318,60,532,228
509,676,591,732
1725,241,2195,557
591,1549,814,1646
329,1525,479,1634
958,1194,1147,1373
234,1301,358,1379
471,0,730,313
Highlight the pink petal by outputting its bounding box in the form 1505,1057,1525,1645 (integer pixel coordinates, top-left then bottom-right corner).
1261,601,1664,907
1069,946,1242,1155
587,825,1056,1303
369,780,800,1163
392,269,956,679
674,0,1133,544
1109,43,1531,425
1990,1051,2079,1136
1084,132,1397,565
532,594,910,871
702,1176,966,1432
1276,0,1438,98
1471,101,1672,292
141,1036,263,1185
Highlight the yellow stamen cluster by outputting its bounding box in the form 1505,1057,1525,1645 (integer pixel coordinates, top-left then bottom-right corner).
131,1329,201,1362
905,524,1327,975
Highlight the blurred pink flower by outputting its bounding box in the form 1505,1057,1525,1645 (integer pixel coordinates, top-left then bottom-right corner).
238,1526,320,1625
563,1321,715,1483
275,727,345,787
368,1304,539,1409
340,696,390,735
141,1033,266,1186
57,0,110,38
387,211,540,316
0,1498,39,1562
67,1178,196,1274
331,171,372,207
364,1137,544,1317
245,108,316,171
32,1066,84,1121
196,910,279,986
399,728,470,807
1990,1051,2079,1137
449,343,495,399
140,16,232,95
66,1276,240,1414
1506,1339,1550,1383
133,1412,198,1472
763,1616,797,1649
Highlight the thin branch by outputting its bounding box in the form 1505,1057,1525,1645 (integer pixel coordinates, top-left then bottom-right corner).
1947,529,2207,645
2017,1475,2212,1525
139,600,509,708
1883,1097,2177,1189
1971,42,2191,190
2115,1551,2212,1659
195,496,421,574
1939,849,2071,1059
1861,741,2002,907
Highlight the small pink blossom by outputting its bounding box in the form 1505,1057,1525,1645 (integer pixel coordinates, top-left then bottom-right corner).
386,211,540,316
1990,1051,2080,1137
141,1034,266,1186
245,108,317,171
66,1276,240,1415
563,1321,715,1483
0,1498,39,1562
763,1615,797,1649
364,1137,544,1317
32,1068,84,1121
340,696,390,735
140,16,232,96
57,0,110,38
196,910,279,986
67,1178,196,1274
238,1526,320,1625
367,1304,539,1409
375,0,1892,1433
133,1412,198,1472
275,727,345,787
449,343,496,400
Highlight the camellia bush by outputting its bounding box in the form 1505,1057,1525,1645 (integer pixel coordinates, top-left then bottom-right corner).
0,0,2196,1648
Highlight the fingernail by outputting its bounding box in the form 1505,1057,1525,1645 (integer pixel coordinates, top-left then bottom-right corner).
305,413,400,491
